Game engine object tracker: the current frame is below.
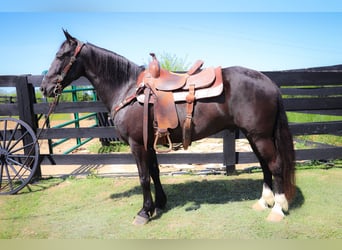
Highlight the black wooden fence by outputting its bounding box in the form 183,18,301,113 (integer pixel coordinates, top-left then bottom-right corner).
1,65,341,176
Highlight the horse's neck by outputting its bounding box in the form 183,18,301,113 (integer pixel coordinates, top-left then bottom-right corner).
81,44,142,111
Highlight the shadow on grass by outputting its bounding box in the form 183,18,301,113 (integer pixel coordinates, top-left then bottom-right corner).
110,178,304,215
17,177,66,195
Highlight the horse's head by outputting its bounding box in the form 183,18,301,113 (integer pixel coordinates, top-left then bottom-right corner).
40,30,85,97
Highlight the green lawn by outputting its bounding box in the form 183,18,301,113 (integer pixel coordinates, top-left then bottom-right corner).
0,168,341,239
287,112,342,123
286,112,342,148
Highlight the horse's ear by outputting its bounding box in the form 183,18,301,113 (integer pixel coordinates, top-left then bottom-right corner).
62,29,76,43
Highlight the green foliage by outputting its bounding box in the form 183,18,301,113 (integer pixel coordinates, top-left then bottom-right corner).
150,52,190,71
87,169,101,179
35,86,95,103
88,141,130,153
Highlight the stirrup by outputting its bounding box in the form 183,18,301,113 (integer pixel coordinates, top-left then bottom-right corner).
153,131,172,153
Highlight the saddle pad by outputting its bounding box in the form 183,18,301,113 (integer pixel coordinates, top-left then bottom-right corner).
137,83,223,104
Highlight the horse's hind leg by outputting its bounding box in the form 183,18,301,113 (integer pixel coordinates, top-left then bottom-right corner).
249,136,288,221
252,182,274,211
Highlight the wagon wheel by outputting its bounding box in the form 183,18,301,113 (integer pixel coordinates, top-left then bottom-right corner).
0,117,39,195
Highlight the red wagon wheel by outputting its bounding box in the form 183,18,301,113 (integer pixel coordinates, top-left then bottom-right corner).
0,117,39,195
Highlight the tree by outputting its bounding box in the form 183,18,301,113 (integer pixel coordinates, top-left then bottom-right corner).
149,52,190,72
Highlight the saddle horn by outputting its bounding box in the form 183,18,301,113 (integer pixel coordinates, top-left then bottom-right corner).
149,53,160,78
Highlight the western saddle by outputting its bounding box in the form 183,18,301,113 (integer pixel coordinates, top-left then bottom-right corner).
114,53,223,153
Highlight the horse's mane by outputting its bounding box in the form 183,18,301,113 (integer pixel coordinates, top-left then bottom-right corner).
86,42,144,85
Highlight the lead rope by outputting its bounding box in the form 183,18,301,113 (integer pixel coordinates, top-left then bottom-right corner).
18,93,61,182
36,93,61,142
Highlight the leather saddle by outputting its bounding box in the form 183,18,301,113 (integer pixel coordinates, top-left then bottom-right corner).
137,53,223,153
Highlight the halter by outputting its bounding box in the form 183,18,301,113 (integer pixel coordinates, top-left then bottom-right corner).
54,41,84,96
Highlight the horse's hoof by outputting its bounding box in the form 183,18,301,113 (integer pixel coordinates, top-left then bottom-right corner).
252,200,267,211
266,211,284,222
132,215,149,225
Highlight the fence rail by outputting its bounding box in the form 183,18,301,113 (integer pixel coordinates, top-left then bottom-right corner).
1,65,341,176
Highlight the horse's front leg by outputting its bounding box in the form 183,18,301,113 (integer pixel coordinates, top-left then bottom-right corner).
130,143,158,225
149,148,167,214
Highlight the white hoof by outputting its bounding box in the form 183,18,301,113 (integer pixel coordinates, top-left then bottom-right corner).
267,210,285,222
252,199,268,211
266,193,288,222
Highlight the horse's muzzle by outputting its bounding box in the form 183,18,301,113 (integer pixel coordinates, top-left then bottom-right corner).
40,84,56,98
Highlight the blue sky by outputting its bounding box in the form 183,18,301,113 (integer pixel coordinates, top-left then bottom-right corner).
1,1,342,75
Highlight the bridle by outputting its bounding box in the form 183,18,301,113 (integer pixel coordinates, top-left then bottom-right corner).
26,40,85,165
54,41,85,96
11,40,85,181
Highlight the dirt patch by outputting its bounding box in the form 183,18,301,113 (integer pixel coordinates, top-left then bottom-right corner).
38,119,259,177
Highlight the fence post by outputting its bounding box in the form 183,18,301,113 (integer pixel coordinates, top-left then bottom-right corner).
223,129,236,174
15,76,41,179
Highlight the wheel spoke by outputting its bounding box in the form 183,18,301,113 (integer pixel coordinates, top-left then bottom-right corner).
7,130,30,153
0,131,4,146
3,161,14,192
9,142,36,155
1,119,8,149
5,123,20,151
0,118,39,195
0,161,4,190
7,156,33,172
7,160,26,184
8,154,36,159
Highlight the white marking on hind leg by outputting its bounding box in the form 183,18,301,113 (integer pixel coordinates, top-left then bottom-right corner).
262,183,275,207
267,193,288,222
253,183,274,211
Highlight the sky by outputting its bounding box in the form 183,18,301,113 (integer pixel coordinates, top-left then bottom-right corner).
1,1,342,75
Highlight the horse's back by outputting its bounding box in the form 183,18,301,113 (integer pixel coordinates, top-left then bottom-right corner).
222,66,279,95
222,66,281,134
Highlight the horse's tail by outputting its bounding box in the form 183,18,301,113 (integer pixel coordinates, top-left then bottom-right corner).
274,96,296,202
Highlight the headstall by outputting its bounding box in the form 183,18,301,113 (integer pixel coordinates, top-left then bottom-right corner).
54,41,84,96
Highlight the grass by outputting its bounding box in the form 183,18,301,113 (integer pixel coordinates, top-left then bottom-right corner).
0,168,341,239
296,159,341,170
286,112,342,149
295,134,342,148
88,141,130,153
286,112,342,123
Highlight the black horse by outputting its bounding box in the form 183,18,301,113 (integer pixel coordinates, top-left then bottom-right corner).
40,30,295,224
